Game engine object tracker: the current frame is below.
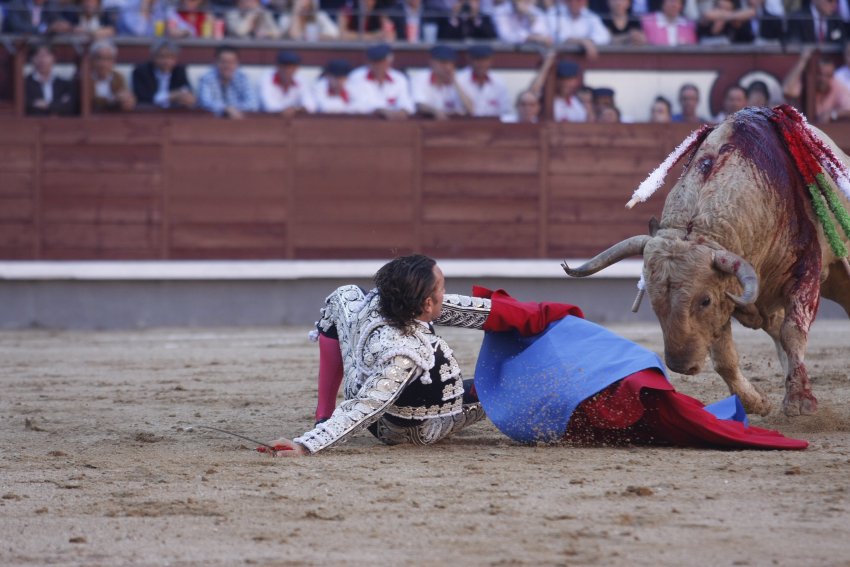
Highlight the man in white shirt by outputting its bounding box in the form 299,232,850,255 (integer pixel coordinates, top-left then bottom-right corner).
259,50,316,116
552,60,588,122
312,59,360,114
411,44,476,119
492,0,552,45
546,0,611,57
455,44,511,119
347,43,415,119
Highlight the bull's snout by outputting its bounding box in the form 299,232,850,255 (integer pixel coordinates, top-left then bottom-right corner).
665,354,703,376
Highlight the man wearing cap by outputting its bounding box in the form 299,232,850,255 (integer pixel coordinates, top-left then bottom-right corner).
312,59,360,114
259,50,316,117
552,60,588,122
411,45,475,119
347,43,415,119
455,44,511,119
132,39,195,110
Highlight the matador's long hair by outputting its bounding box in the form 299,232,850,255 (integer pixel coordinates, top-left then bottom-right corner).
375,254,437,331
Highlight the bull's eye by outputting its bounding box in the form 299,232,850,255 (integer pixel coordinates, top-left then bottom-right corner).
700,296,712,308
698,158,713,174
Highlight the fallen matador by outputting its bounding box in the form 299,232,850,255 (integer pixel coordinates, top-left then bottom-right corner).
268,255,806,455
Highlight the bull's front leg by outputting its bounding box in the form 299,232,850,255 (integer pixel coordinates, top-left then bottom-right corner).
779,306,818,416
709,321,772,416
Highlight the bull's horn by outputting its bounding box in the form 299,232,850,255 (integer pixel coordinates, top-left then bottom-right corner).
562,235,652,277
712,250,759,306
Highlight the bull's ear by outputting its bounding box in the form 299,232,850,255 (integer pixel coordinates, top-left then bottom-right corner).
648,217,660,237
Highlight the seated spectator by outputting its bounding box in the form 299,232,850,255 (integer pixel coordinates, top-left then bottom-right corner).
226,0,282,38
576,84,595,120
411,44,475,119
641,0,696,45
553,60,588,122
87,39,136,112
132,39,195,109
745,79,770,106
4,0,73,34
602,0,647,45
713,83,747,121
25,43,77,116
513,89,542,123
455,44,511,118
338,0,396,41
544,0,611,58
64,0,116,40
786,0,845,44
671,82,707,122
347,43,414,118
280,0,340,40
258,50,316,116
649,94,672,122
597,104,620,122
438,0,497,40
389,0,422,42
196,45,259,119
745,0,783,45
783,47,850,123
492,0,552,45
696,0,756,44
175,0,217,37
119,0,195,36
312,59,360,114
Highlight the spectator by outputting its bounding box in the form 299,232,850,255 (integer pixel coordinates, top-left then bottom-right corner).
388,0,423,41
438,0,497,40
492,0,551,45
338,0,396,41
175,0,217,37
672,82,706,122
602,0,647,45
347,43,415,118
544,0,611,58
455,44,511,118
132,39,195,109
25,43,77,116
4,0,73,34
553,60,588,122
411,44,475,119
786,0,845,44
597,104,620,122
783,47,850,123
226,0,282,38
119,0,194,36
196,45,259,118
312,59,360,114
87,39,136,112
258,50,316,116
696,0,756,44
649,94,672,122
576,84,595,120
513,89,542,123
641,0,696,45
280,0,340,40
714,83,747,121
836,41,850,91
745,79,770,106
64,0,117,40
745,0,783,45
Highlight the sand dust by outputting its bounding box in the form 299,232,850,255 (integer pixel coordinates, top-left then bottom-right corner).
1,320,849,566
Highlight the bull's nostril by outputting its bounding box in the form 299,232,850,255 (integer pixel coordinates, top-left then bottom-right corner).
687,366,699,375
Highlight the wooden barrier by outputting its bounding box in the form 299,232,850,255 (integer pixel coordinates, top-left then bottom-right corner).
5,114,816,260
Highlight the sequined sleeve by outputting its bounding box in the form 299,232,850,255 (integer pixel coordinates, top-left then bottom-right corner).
293,355,422,454
434,294,492,330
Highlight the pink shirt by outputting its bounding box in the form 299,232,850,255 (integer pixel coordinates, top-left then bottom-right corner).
641,13,696,46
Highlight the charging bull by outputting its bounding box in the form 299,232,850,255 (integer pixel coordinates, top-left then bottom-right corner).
563,106,850,417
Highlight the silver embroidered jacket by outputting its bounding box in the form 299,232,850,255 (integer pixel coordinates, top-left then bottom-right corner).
293,286,491,454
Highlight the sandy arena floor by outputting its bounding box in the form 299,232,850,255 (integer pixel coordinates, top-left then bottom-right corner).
1,320,849,566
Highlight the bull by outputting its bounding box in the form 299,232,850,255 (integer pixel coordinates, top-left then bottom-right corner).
563,106,850,417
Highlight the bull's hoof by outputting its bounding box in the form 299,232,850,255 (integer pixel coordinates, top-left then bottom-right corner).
741,393,773,417
783,392,819,417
